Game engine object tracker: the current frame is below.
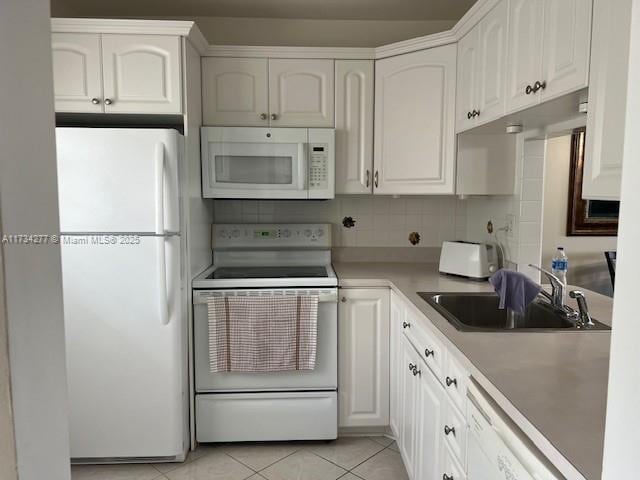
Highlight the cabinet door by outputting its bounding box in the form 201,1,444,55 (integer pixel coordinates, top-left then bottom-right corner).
540,0,592,101
389,291,405,438
335,60,374,194
506,0,544,113
202,57,269,126
456,27,480,132
268,59,334,127
52,33,103,113
583,0,632,200
338,289,390,428
101,34,182,114
374,45,457,195
399,335,418,479
477,0,508,124
415,358,445,480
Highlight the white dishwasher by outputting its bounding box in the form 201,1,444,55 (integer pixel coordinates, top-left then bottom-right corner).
466,379,563,480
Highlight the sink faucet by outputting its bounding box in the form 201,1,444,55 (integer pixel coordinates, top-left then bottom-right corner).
528,264,597,328
528,264,566,309
569,290,595,328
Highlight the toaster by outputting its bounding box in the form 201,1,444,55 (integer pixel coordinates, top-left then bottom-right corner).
439,241,499,280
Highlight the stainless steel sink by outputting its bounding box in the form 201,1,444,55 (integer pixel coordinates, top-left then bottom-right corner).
418,292,611,332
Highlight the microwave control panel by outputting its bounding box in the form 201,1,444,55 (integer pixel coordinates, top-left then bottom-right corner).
309,144,329,190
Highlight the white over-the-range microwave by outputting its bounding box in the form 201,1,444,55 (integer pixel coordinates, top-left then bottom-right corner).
201,127,335,199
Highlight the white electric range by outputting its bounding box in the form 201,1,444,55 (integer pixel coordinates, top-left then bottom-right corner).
192,224,338,442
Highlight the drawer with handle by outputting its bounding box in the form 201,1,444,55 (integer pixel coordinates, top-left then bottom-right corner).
441,439,467,480
442,397,467,465
443,353,468,414
402,309,446,381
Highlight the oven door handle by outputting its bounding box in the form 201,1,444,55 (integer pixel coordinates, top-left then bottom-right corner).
193,291,338,305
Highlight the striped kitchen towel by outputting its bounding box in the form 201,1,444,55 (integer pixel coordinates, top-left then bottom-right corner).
207,295,318,373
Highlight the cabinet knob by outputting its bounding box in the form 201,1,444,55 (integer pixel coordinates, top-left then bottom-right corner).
374,170,379,188
408,362,415,372
474,109,481,118
366,170,370,188
90,97,101,105
467,111,472,120
104,98,113,105
533,80,547,92
444,425,456,436
260,113,268,120
270,113,278,120
443,474,454,480
402,321,410,329
340,297,347,303
412,366,421,377
445,376,457,388
525,85,533,95
424,348,434,358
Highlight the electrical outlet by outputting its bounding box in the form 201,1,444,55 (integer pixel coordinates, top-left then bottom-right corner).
505,214,515,238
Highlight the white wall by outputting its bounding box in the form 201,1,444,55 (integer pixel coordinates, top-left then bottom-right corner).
123,16,455,47
214,196,467,248
541,136,617,296
602,0,640,476
0,0,71,479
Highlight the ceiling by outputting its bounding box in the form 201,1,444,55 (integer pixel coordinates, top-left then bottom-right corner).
51,0,477,21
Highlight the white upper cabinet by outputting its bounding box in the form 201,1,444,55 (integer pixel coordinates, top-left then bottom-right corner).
540,0,591,101
506,0,591,113
52,33,103,113
456,0,508,132
583,0,632,200
456,28,480,132
202,57,269,126
101,35,182,114
506,0,544,113
269,59,335,127
52,33,182,114
476,0,508,123
374,45,457,195
338,289,390,428
335,60,374,194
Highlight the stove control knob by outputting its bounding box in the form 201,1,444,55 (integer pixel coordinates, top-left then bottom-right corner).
281,229,291,238
219,229,228,238
304,229,312,238
316,229,325,237
231,229,240,238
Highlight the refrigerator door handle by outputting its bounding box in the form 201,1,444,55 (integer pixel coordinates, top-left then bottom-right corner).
158,237,170,326
155,143,165,235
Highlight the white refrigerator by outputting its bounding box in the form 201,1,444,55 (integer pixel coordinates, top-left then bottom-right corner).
56,128,188,461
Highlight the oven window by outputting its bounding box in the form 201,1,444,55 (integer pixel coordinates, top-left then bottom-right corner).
214,155,294,184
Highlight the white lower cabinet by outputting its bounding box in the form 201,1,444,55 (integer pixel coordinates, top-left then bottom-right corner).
390,291,405,438
399,334,419,479
391,295,468,480
338,288,390,427
414,350,446,480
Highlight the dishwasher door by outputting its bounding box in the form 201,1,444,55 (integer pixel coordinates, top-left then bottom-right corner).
466,379,563,480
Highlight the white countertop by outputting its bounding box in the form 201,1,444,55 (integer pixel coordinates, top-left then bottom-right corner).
334,262,612,480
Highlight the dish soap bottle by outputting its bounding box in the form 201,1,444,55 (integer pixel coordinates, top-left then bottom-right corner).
551,247,568,303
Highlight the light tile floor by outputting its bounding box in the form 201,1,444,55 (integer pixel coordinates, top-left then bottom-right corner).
71,436,408,480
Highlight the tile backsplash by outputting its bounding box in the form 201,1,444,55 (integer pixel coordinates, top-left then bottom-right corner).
213,196,468,248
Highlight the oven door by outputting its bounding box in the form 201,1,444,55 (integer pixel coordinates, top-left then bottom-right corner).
201,127,308,199
193,288,338,392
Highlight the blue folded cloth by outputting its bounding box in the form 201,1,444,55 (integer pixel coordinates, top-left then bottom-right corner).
489,269,542,315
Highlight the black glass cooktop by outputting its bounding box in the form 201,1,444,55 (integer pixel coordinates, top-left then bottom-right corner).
209,266,328,279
